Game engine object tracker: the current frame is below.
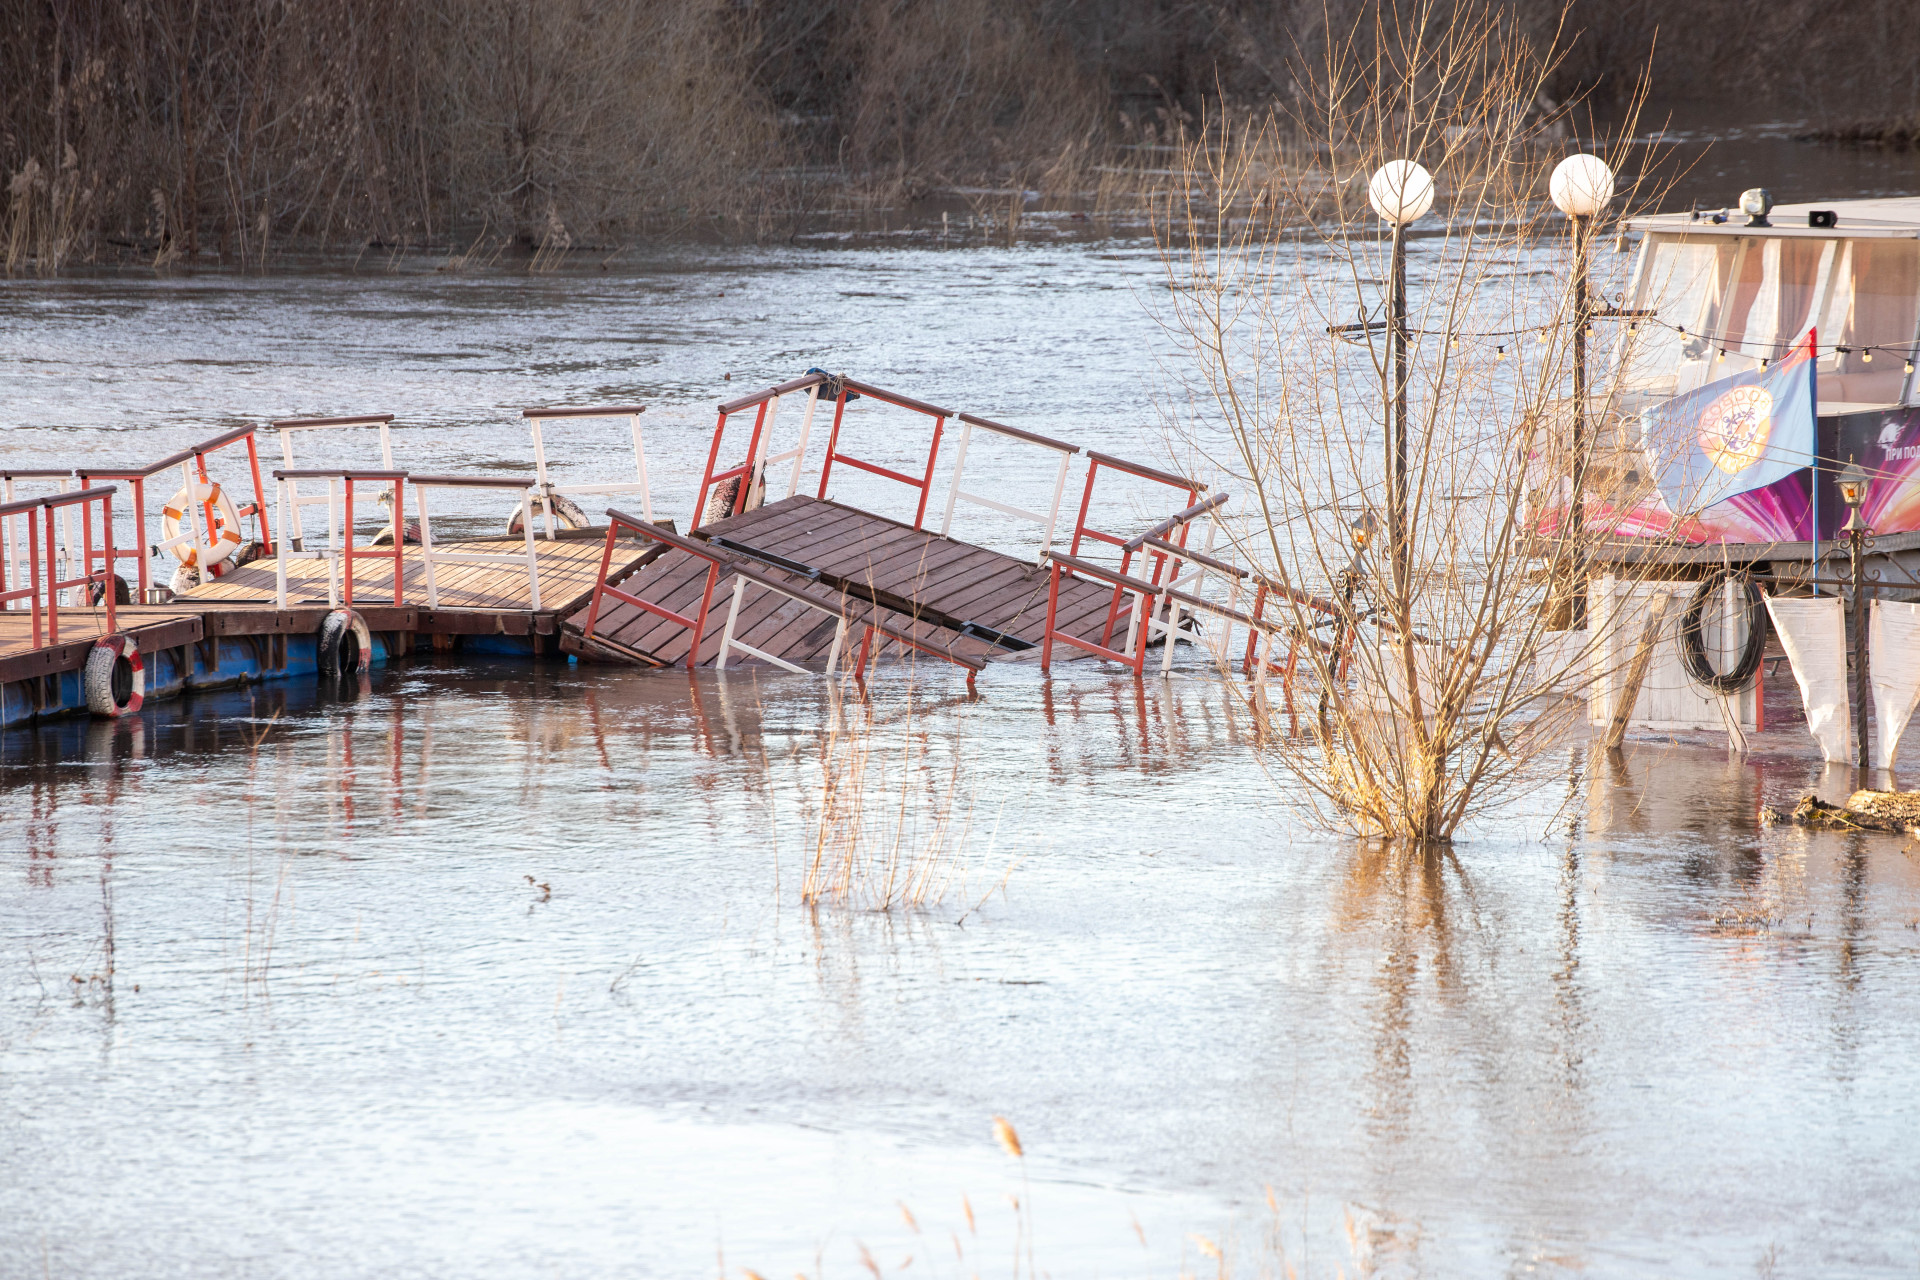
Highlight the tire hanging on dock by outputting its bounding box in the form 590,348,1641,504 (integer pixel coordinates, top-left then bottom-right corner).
1681,570,1767,694
83,634,144,718
318,609,372,679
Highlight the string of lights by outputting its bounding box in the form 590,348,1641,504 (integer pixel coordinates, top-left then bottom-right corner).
1331,309,1920,374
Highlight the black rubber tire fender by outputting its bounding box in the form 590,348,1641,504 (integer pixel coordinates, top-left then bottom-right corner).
317,608,372,679
83,634,145,718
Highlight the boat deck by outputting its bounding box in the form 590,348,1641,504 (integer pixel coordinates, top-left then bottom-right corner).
564,496,1129,668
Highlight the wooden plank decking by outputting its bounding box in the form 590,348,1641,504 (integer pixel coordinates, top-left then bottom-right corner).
565,496,1135,669
178,534,625,616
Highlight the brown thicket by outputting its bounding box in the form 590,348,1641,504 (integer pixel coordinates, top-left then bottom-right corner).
6,0,1919,272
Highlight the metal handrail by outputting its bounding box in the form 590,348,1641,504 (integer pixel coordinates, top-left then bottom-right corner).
521,403,652,536
939,413,1081,555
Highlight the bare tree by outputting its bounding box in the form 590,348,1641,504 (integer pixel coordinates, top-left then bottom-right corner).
1152,1,1672,844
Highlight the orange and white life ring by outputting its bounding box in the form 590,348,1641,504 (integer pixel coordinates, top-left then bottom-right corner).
161,481,244,570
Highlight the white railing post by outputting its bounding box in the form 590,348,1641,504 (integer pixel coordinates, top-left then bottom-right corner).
939,419,974,537
415,483,439,608
326,477,341,610
274,478,289,609
784,387,821,499
716,574,749,669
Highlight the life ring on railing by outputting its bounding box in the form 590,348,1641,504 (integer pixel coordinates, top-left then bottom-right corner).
83,634,144,718
161,481,245,570
317,608,372,679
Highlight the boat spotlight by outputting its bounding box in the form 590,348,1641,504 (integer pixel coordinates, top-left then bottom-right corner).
1739,187,1774,227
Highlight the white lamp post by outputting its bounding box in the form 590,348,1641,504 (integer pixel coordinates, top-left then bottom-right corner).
1549,153,1615,626
1369,160,1434,593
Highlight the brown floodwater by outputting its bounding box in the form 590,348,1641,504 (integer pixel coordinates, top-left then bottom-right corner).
4,127,1920,1278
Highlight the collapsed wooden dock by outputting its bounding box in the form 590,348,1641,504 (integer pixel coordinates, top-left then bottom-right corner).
5,371,1321,729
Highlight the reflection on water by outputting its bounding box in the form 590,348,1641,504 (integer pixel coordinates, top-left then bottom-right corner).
4,659,1919,1277
5,133,1920,1278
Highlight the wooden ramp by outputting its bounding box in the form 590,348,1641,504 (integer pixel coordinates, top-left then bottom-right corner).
563,496,1127,669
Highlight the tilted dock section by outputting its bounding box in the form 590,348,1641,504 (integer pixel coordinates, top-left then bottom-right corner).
5,371,1335,729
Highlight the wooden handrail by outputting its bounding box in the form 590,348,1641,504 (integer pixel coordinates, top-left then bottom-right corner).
408,474,535,488
521,404,647,419
1085,450,1204,493
956,412,1079,454
840,378,954,418
717,372,830,415
272,413,395,429
1123,491,1230,551
272,468,408,481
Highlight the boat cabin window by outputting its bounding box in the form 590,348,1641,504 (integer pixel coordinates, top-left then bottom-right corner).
1625,232,1920,408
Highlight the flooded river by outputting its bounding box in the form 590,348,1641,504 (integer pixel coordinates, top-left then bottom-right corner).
5,131,1920,1278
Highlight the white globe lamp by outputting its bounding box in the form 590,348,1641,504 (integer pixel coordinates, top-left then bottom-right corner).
1550,154,1615,218
1368,160,1435,226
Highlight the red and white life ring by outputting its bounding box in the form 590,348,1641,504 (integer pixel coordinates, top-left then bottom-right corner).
83,634,145,718
161,481,245,570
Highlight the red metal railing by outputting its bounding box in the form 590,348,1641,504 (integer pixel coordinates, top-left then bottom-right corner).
816,379,950,531
1066,451,1204,647
270,469,406,609
1,487,120,646
78,423,272,596
582,509,728,671
694,373,831,528
1040,551,1155,676
0,493,46,647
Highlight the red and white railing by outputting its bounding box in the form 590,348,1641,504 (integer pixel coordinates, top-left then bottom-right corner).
0,486,120,645
1067,451,1205,649
271,415,394,552
271,469,408,610
523,404,653,534
938,413,1080,556
409,475,543,609
817,379,950,531
695,373,831,527
582,506,983,687
78,423,273,597
581,512,730,669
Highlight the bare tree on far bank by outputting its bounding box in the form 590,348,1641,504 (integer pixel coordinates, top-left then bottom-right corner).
7,0,1919,273
1152,2,1681,844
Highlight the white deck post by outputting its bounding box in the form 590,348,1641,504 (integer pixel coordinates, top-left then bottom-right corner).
716,575,749,669
939,419,975,537
274,478,289,609
784,388,821,499
416,484,439,608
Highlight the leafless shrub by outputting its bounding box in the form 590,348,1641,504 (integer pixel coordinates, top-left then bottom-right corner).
1153,2,1681,844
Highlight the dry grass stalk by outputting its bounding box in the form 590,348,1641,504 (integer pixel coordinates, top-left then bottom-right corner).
800,685,979,912
1153,1,1685,845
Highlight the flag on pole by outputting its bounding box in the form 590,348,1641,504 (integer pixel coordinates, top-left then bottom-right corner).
1640,346,1816,515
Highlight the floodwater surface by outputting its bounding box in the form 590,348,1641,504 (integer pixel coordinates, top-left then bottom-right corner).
6,134,1920,1279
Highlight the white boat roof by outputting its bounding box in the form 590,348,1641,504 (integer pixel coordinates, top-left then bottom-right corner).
1627,195,1920,238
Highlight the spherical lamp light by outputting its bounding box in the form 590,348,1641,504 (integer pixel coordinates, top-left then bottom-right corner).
1549,154,1615,218
1368,160,1435,226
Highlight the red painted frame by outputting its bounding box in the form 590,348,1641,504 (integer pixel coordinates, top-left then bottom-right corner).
815,379,949,531
693,373,831,529
582,507,725,671
270,469,406,609
1066,452,1203,646
38,486,118,644
1039,551,1156,678
0,493,46,647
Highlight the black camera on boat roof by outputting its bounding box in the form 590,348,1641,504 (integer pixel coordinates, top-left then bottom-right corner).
1809,209,1839,228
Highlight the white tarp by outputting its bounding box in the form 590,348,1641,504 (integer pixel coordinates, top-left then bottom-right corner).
1764,594,1851,763
1870,600,1920,771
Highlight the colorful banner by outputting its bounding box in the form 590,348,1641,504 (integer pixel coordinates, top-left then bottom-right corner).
1639,348,1815,517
